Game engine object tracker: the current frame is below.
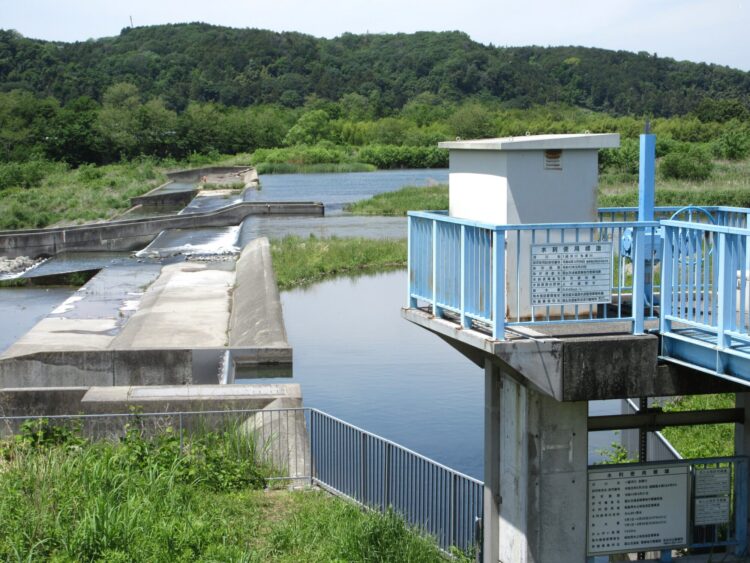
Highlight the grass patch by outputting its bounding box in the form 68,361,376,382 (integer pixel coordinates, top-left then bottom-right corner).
0,418,460,561
255,162,376,174
599,158,750,208
346,184,449,215
660,394,735,458
270,236,407,289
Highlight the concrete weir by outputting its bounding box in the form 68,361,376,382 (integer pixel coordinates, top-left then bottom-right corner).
0,238,291,388
0,200,323,259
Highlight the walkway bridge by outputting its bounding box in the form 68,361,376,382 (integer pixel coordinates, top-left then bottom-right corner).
405,204,750,389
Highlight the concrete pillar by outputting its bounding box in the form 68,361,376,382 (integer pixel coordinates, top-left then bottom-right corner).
484,359,588,563
484,360,501,563
735,392,750,536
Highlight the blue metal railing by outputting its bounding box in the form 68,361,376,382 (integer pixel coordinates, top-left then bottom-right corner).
598,205,750,228
660,219,750,380
408,210,660,339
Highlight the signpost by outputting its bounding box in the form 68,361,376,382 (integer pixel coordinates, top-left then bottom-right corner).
530,242,612,307
587,464,690,556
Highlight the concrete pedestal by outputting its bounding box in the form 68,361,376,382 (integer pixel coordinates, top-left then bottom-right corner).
484,359,588,563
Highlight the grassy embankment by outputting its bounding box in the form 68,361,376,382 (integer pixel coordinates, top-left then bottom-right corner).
0,152,254,230
270,236,407,290
0,419,460,562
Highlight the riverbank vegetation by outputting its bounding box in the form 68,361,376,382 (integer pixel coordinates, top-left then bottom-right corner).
270,236,407,289
660,394,735,458
346,185,449,215
0,418,457,561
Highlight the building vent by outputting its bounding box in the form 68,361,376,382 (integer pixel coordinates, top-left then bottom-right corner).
544,149,562,170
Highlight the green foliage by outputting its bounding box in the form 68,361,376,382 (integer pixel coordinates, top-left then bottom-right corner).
15,418,86,450
595,442,635,464
0,159,67,190
714,125,750,160
2,25,749,118
267,492,467,562
270,236,407,289
284,109,332,145
356,145,448,169
661,394,735,458
660,145,714,181
345,185,448,215
0,422,454,561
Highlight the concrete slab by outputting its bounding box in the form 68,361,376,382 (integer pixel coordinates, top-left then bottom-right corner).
1,318,117,357
111,262,233,349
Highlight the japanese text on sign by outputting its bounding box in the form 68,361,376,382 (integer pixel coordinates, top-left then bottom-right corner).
587,464,689,556
531,243,613,306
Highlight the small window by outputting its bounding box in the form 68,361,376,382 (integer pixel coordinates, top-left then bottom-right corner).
544,149,562,170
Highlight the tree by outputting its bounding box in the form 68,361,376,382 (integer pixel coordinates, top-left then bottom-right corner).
283,109,332,145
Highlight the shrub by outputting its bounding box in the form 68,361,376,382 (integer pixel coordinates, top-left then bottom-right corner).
659,146,713,181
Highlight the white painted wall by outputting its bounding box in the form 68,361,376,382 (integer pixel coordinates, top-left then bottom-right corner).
448,151,509,224
446,143,604,319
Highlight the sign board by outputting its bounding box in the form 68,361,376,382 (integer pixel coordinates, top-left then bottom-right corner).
530,243,612,307
587,464,690,556
694,467,731,526
695,467,730,497
695,496,730,526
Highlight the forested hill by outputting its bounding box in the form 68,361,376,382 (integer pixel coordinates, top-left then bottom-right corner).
1,23,749,117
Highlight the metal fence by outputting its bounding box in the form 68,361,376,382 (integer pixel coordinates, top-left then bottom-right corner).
408,210,660,339
309,409,484,554
0,407,483,556
660,218,750,379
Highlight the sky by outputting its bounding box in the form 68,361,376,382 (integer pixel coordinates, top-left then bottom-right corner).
2,0,749,71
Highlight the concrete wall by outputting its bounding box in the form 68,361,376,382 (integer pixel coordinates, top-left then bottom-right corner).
165,166,252,183
229,238,292,365
0,349,193,388
0,201,324,259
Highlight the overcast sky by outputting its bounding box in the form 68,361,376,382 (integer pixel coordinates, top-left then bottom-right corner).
2,0,749,71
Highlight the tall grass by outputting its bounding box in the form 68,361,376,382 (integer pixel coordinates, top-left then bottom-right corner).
346,185,448,215
660,394,735,458
0,418,460,561
255,162,375,174
270,236,407,289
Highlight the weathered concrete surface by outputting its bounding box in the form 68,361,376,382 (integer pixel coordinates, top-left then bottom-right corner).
0,385,308,474
0,239,291,388
0,200,324,259
406,307,750,402
130,181,198,208
485,362,587,563
0,350,193,388
0,386,89,417
166,166,252,183
80,382,301,413
229,238,291,365
111,262,233,349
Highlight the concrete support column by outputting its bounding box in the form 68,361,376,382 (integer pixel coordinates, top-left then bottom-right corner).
484,359,588,563
484,359,501,563
735,392,750,535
